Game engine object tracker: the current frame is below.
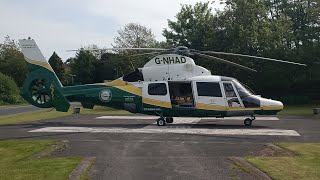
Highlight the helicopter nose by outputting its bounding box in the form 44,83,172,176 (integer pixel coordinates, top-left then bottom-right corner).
260,98,284,110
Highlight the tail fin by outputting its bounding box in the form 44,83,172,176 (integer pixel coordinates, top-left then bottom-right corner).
19,38,70,112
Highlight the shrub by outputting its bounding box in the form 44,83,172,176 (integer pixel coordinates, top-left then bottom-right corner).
0,72,20,104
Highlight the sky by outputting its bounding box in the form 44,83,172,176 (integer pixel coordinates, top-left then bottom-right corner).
0,0,224,60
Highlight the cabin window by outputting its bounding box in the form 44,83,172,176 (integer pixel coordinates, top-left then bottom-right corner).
196,82,222,97
148,83,167,95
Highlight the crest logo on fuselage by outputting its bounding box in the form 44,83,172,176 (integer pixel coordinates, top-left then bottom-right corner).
99,89,112,102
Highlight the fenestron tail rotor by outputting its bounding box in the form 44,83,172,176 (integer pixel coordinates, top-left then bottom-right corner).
30,79,51,105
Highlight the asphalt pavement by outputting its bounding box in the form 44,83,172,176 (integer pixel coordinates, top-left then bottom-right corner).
0,105,40,116
0,114,319,180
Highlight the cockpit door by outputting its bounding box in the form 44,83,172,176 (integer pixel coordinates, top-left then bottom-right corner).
142,81,172,111
194,81,227,111
222,82,244,109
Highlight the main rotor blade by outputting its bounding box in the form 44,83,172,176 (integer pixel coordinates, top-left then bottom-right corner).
67,47,168,52
200,51,307,66
128,51,164,57
194,52,257,72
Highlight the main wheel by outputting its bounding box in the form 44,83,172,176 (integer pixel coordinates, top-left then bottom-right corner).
157,118,166,126
244,118,252,126
166,117,174,123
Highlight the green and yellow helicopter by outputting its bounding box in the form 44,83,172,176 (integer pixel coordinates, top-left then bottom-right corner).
19,38,306,126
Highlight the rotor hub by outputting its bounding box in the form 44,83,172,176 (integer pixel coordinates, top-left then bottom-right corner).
173,46,190,55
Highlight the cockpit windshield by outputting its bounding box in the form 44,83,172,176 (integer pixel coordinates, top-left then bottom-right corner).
233,80,253,98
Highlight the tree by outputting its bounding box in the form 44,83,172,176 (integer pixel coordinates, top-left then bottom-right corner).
111,23,160,75
0,72,20,104
164,0,320,101
113,23,157,48
48,52,65,83
0,36,27,87
163,2,214,50
70,51,96,84
94,53,119,82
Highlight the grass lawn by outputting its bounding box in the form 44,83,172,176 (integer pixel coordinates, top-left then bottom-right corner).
0,106,130,126
278,104,320,116
0,103,28,107
0,140,81,180
246,143,320,180
0,109,72,125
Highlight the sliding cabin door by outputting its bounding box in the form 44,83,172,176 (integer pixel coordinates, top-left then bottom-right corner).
142,82,172,111
194,82,227,111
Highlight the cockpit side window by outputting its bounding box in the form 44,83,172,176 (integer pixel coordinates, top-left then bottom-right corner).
233,81,252,99
223,83,237,97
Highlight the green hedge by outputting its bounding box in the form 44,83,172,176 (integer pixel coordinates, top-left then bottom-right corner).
0,72,20,104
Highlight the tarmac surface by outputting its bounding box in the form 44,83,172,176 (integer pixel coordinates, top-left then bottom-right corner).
0,105,40,116
0,114,319,180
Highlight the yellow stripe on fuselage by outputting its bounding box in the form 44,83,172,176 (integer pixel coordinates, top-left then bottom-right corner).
102,79,142,96
142,98,172,108
26,58,54,72
196,103,227,111
115,85,142,96
104,79,127,86
262,105,283,110
196,103,283,111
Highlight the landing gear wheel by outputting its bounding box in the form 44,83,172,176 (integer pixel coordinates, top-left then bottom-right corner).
244,118,252,126
166,117,174,123
157,118,166,126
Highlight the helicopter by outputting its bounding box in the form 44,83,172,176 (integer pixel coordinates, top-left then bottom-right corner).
19,38,306,126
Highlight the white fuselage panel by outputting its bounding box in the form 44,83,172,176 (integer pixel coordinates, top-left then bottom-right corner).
142,54,211,81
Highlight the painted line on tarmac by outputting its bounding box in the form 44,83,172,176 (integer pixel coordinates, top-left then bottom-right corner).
96,116,201,124
96,116,156,120
96,116,279,121
29,127,300,136
210,117,279,121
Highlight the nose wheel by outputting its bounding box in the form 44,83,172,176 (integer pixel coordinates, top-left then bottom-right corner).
157,117,166,126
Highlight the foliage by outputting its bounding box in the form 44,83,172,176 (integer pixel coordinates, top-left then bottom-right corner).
113,23,157,48
0,36,27,87
163,2,214,50
93,53,118,82
48,52,65,84
163,0,320,101
278,103,319,116
0,72,20,104
69,51,96,84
